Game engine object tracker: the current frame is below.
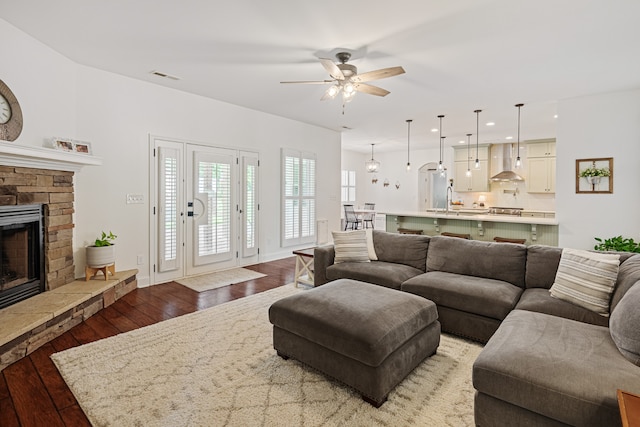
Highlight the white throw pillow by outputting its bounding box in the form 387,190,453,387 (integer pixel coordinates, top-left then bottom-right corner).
549,248,620,316
365,228,378,261
332,230,370,264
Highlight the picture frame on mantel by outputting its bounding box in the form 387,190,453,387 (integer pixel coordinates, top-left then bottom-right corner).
576,157,613,194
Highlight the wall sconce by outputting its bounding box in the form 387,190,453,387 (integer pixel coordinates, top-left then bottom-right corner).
395,181,401,189
383,178,390,187
371,174,378,184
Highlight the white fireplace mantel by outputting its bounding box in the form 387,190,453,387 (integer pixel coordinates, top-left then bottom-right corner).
0,140,102,172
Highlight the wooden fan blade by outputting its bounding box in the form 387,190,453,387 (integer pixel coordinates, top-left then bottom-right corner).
320,58,345,80
355,83,390,97
352,66,405,83
280,80,334,84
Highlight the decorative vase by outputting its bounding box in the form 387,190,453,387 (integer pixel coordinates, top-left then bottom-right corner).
86,245,115,268
586,176,602,185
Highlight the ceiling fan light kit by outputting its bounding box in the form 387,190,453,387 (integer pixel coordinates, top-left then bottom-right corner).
281,51,405,108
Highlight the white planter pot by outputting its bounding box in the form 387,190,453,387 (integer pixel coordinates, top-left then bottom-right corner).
86,245,116,268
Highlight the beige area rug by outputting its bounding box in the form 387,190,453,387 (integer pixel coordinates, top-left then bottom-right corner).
175,267,266,292
51,285,484,427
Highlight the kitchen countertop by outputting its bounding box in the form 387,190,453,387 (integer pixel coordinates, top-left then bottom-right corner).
382,210,559,225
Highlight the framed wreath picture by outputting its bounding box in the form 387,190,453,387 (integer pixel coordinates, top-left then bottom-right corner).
576,157,613,194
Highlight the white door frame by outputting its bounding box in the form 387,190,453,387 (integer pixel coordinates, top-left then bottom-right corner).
149,135,260,285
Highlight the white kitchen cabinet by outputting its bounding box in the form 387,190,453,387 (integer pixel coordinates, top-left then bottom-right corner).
526,140,556,194
454,160,490,192
454,145,489,162
453,145,490,192
527,157,555,193
527,140,556,157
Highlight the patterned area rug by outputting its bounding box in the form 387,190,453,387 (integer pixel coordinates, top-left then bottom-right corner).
51,285,483,427
175,267,266,292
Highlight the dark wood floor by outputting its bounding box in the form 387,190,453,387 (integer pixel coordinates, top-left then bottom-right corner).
0,257,296,427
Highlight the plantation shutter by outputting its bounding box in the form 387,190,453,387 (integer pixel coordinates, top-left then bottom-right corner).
282,149,316,246
158,146,180,272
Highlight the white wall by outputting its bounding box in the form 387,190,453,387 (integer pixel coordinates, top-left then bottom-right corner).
1,19,342,285
343,147,443,212
556,89,640,249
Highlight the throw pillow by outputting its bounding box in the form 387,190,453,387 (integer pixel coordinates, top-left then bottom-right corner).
332,230,370,264
610,282,640,366
365,228,378,261
549,248,620,316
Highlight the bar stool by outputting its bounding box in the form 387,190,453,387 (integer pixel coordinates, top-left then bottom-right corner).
493,236,526,244
441,232,471,239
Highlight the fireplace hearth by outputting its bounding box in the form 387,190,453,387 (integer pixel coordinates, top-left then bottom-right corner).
0,204,44,309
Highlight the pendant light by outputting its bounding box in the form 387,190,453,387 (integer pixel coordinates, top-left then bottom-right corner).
406,119,412,171
437,115,445,171
365,143,380,173
515,103,524,168
440,136,446,176
474,109,482,169
466,133,472,177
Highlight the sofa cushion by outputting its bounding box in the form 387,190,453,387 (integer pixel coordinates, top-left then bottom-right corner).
525,245,562,289
426,236,527,288
549,248,620,316
327,260,423,290
473,309,640,427
364,228,378,260
515,288,608,326
332,230,370,264
402,271,523,321
610,281,640,366
372,230,430,272
611,254,640,313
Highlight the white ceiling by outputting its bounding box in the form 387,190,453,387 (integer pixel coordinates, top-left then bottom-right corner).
2,0,640,153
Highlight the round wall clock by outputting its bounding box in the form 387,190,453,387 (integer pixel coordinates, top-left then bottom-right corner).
0,79,23,142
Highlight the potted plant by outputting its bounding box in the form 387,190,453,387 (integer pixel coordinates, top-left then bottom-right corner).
86,231,117,267
594,236,640,253
579,166,611,185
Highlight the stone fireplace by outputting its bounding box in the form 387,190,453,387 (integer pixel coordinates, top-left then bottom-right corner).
0,165,75,303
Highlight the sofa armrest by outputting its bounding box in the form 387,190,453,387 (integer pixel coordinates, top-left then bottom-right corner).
314,245,335,286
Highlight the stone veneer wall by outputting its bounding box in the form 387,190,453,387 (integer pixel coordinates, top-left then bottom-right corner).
0,166,75,289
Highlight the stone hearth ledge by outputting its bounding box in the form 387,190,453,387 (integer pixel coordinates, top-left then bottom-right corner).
0,269,138,371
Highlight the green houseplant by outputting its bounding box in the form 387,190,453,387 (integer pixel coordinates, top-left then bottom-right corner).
86,231,118,267
579,167,611,178
594,236,640,253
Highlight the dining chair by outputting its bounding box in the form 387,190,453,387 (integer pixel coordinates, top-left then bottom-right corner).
343,205,362,230
362,203,375,229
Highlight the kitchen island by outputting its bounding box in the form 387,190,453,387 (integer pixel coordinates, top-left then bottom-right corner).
383,210,558,246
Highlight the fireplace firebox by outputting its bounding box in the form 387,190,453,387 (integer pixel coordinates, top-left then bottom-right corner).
0,204,44,310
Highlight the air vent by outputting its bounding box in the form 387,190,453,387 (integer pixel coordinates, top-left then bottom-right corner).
150,70,180,81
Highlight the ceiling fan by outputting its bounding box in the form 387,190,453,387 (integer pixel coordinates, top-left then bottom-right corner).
281,52,405,102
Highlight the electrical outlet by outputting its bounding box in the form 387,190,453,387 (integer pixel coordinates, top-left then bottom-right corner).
137,255,144,265
126,194,144,204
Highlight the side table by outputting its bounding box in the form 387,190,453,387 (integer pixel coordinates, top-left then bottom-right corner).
293,248,315,287
618,389,640,427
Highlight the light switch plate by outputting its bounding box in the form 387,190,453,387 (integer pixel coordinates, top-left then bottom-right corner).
126,194,144,204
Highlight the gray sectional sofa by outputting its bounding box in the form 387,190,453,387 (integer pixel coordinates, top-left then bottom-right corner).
313,230,640,427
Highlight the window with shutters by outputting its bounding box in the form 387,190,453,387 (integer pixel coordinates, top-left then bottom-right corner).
282,149,316,246
341,170,356,203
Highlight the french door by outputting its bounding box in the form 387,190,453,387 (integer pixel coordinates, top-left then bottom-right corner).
150,137,259,285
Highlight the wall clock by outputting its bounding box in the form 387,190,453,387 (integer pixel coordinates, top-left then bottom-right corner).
0,79,23,141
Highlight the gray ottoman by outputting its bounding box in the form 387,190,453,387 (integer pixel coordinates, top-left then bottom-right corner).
268,279,440,407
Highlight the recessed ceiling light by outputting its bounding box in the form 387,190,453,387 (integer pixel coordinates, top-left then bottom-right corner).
486,122,495,126
431,128,438,132
506,136,513,140
554,114,558,119
458,140,465,144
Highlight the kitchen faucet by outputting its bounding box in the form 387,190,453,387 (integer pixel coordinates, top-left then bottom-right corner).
446,181,454,214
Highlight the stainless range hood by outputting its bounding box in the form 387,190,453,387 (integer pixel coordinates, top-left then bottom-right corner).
490,144,524,182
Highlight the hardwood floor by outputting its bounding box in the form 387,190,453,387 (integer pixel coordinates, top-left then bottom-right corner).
0,257,296,427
